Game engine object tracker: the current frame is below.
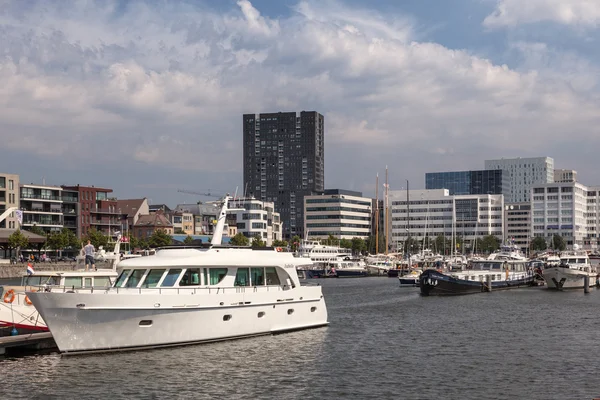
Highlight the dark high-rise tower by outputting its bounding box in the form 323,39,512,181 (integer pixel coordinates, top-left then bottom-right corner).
243,111,324,239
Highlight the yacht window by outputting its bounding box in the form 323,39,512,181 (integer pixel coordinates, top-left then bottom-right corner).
265,267,281,285
578,259,586,264
180,269,201,286
65,277,82,288
94,277,112,287
235,268,250,287
491,263,501,270
24,276,43,286
142,269,166,288
115,270,131,287
209,268,228,285
84,278,92,287
251,268,265,286
125,269,146,288
161,269,183,287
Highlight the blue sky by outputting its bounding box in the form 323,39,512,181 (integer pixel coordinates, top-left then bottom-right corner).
1,0,600,205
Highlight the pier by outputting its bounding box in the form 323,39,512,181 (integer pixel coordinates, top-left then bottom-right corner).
0,331,56,356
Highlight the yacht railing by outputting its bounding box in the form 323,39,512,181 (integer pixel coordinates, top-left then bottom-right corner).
34,284,299,295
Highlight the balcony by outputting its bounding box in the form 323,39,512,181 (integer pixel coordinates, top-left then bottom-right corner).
62,208,77,215
90,209,121,215
20,193,62,201
91,220,120,226
22,206,64,214
62,196,78,203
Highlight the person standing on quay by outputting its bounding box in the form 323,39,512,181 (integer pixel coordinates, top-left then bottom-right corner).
84,240,96,271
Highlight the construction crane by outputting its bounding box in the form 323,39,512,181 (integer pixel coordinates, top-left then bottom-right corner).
177,189,221,198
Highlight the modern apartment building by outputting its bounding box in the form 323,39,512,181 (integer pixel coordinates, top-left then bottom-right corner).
389,189,504,254
303,189,372,240
243,111,325,239
226,197,283,245
554,169,577,183
0,173,19,229
61,189,80,238
425,170,508,196
531,181,589,249
20,183,64,234
484,157,554,203
504,202,531,252
62,185,118,237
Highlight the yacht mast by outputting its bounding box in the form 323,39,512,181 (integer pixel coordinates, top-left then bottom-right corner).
375,174,379,255
406,179,410,267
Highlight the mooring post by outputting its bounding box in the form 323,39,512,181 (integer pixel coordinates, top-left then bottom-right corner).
584,275,590,294
486,275,492,292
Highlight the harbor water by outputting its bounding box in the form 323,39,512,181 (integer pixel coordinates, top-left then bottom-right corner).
1,277,600,399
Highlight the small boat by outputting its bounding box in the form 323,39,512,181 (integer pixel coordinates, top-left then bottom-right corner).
26,196,329,354
420,259,535,296
398,269,421,286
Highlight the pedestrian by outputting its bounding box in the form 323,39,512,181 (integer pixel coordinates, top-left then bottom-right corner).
84,240,96,271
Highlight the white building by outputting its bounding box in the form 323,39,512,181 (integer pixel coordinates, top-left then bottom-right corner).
389,189,504,254
485,157,554,203
303,189,372,240
554,169,577,183
227,197,283,245
20,183,64,234
531,181,591,249
0,173,20,230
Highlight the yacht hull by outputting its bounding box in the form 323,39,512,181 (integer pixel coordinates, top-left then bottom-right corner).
419,269,535,296
27,287,328,354
543,267,598,290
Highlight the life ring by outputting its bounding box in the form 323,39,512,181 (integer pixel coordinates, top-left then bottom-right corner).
276,247,282,252
3,289,15,304
24,290,36,306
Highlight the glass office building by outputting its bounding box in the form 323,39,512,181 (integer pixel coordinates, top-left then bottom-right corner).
426,170,508,196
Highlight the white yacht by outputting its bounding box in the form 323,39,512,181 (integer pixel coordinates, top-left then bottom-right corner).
487,244,528,261
365,254,394,275
297,240,352,263
26,197,328,354
543,248,597,290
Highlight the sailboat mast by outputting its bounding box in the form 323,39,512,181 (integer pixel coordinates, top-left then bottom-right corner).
385,166,389,256
375,174,379,255
406,179,410,265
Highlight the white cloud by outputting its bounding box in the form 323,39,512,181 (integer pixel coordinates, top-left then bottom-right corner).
1,0,600,198
484,0,600,28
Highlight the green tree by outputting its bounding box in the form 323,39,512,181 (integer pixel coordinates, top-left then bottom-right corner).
552,235,566,251
351,237,367,256
8,230,29,256
62,228,81,249
27,225,45,236
531,236,548,251
290,235,302,252
479,235,500,254
46,231,67,251
183,235,194,245
84,228,108,249
339,239,352,249
137,238,148,250
174,228,185,234
272,239,288,249
148,229,173,248
229,233,250,246
251,234,266,248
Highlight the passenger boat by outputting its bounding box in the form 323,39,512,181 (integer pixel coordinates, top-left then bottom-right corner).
543,249,598,290
420,259,535,296
26,196,328,354
0,269,118,333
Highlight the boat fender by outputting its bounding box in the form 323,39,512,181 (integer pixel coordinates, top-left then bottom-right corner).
3,289,16,304
24,290,36,306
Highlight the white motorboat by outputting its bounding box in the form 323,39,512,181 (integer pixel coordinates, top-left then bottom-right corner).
26,196,328,354
543,249,597,290
0,269,118,333
398,269,422,286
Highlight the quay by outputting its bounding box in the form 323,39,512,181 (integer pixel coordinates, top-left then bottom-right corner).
0,331,57,356
0,262,78,279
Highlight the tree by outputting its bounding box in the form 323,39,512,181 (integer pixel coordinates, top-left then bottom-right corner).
531,237,548,251
479,235,500,254
351,237,366,256
552,235,566,251
183,235,194,245
339,239,352,249
8,230,29,256
272,239,288,248
251,234,266,248
174,228,185,234
62,228,81,250
46,231,67,251
27,225,45,236
290,235,301,252
84,228,108,249
229,233,250,246
148,229,173,248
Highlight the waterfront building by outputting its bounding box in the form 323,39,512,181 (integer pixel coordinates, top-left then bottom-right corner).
171,211,195,235
531,181,590,249
226,197,283,246
117,198,150,236
0,173,20,230
554,169,577,183
389,189,504,254
303,189,372,240
504,202,531,253
425,170,508,196
133,211,173,239
243,111,325,239
61,189,80,238
62,185,119,238
20,183,63,234
174,203,221,236
484,157,554,203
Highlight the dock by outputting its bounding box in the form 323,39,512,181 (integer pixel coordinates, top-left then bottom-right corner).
0,332,57,356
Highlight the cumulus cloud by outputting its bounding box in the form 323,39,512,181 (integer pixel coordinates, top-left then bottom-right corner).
484,0,600,28
0,0,600,200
